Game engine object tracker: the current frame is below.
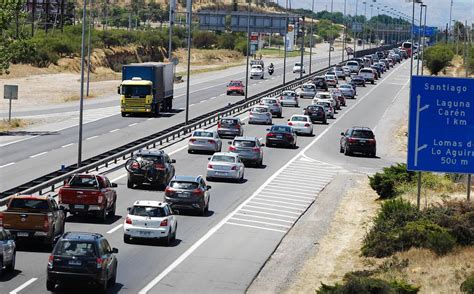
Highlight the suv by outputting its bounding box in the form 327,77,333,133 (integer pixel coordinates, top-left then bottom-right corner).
312,76,329,91
340,127,376,157
125,149,176,189
164,176,211,215
217,117,244,138
0,228,16,276
358,68,375,84
47,232,118,293
304,105,327,124
228,136,264,167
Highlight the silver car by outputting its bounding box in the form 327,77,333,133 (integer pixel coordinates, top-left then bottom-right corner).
0,228,16,275
206,152,245,182
279,90,299,107
259,97,282,118
338,84,356,99
228,136,264,167
217,117,244,138
297,83,317,99
188,129,222,153
249,106,272,125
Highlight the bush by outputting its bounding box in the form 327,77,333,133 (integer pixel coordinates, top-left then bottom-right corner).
424,44,454,75
461,274,474,294
234,37,248,55
193,31,218,49
217,33,236,50
369,163,415,199
402,220,456,255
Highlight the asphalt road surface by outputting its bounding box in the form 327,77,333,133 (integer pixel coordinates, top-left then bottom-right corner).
0,59,412,294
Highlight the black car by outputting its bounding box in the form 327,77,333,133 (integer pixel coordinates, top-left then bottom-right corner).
47,232,118,293
265,125,297,148
164,175,211,215
340,127,376,157
312,76,329,91
350,75,366,87
304,105,327,124
125,149,176,189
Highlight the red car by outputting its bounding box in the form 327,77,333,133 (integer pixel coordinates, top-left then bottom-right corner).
226,80,245,96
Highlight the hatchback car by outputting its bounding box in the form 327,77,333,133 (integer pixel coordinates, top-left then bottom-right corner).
351,75,366,87
0,228,16,276
206,153,245,182
228,136,264,167
340,127,376,157
188,129,222,154
47,232,118,293
249,106,272,125
346,60,361,73
288,115,313,136
259,97,282,118
314,92,337,110
298,83,317,99
265,125,297,148
123,201,177,245
164,175,211,215
303,105,327,124
329,88,346,107
312,76,329,91
292,62,305,73
217,117,244,138
226,80,245,96
338,83,356,99
125,149,176,189
279,90,299,107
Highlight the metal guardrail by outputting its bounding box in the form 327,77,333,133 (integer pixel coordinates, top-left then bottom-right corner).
0,45,401,203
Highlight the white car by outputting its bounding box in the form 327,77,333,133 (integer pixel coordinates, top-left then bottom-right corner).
292,62,306,74
206,152,245,182
324,74,338,87
123,200,178,246
314,91,337,109
312,100,335,119
297,83,317,99
359,68,375,84
188,129,222,153
341,66,351,77
260,97,282,118
279,90,299,107
250,65,264,79
346,60,360,73
249,106,272,125
288,115,313,136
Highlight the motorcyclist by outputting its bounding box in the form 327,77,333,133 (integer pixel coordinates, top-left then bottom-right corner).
269,63,274,70
268,63,274,74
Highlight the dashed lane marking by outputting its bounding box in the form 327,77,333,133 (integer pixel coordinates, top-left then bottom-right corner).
9,278,38,294
107,224,123,234
61,143,74,148
128,123,138,127
30,151,47,158
0,162,15,168
109,129,120,133
226,222,287,233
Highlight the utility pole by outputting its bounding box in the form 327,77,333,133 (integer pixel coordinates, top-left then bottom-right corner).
299,16,305,79
283,0,288,85
416,4,424,75
309,0,314,73
353,0,359,57
86,0,93,97
448,0,453,40
341,0,347,62
362,1,366,50
421,5,427,75
328,0,334,67
245,0,251,100
77,0,88,168
184,0,192,125
168,0,175,60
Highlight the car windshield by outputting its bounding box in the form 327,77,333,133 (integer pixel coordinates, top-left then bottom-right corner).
282,91,296,97
360,69,372,73
270,126,291,133
220,119,238,126
233,140,256,147
193,131,214,138
211,155,236,163
340,85,350,88
291,116,308,122
308,106,323,111
68,175,98,188
316,102,330,107
263,99,277,104
129,206,165,217
121,85,151,97
252,66,262,70
170,181,199,190
9,199,49,210
317,94,332,99
54,241,97,257
352,130,375,138
295,63,302,66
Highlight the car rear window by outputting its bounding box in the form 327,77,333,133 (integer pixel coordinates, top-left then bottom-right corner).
316,102,330,108
307,105,323,111
233,140,256,147
262,99,277,104
211,155,236,163
68,175,98,188
220,119,238,126
193,131,213,138
229,82,242,87
252,107,267,113
360,69,372,73
130,206,165,217
136,155,164,164
317,94,332,99
270,126,291,133
352,130,374,138
54,241,97,257
302,85,314,90
9,199,49,210
291,116,308,122
170,181,199,190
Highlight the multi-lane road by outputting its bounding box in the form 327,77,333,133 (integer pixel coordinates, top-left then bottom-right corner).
0,50,347,193
0,57,412,293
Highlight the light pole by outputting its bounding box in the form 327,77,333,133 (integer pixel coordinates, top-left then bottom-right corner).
309,0,315,73
416,4,425,75
369,4,373,48
283,0,288,85
448,0,453,40
86,0,93,97
245,0,251,100
299,16,305,79
421,5,427,75
328,0,334,67
77,0,88,168
362,1,367,50
341,0,346,62
354,0,359,57
168,0,175,60
184,0,192,125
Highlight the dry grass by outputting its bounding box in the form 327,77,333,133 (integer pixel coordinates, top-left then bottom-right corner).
0,118,31,132
63,92,99,102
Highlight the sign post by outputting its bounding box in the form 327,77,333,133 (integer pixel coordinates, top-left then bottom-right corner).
407,76,474,204
4,85,18,122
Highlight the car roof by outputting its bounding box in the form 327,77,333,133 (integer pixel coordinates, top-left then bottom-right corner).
233,136,258,141
220,116,239,120
291,114,310,118
61,232,103,241
193,129,215,133
212,152,238,157
11,195,49,200
133,200,167,207
351,126,373,131
252,105,269,109
316,91,331,95
230,80,242,83
172,175,201,182
136,149,164,156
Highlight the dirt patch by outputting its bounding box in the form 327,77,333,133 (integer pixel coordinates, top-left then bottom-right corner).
0,118,32,132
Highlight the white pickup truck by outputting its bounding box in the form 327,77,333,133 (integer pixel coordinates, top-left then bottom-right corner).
250,65,264,79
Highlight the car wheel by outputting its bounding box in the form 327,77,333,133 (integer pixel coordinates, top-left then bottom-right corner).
98,278,108,294
239,172,245,183
344,144,351,155
278,113,282,118
164,229,172,246
109,266,117,287
6,251,15,272
340,144,344,153
46,280,55,291
323,119,327,124
123,234,131,243
0,257,3,276
257,158,263,168
371,80,375,84
99,205,108,222
127,179,134,189
108,201,116,217
172,224,178,241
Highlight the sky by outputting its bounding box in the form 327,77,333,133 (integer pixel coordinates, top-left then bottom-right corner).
285,0,474,28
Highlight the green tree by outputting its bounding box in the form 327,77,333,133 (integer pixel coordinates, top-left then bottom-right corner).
424,44,454,75
0,0,25,74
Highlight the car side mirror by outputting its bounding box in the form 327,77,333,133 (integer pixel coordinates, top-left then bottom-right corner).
228,141,232,144
266,128,270,131
112,248,119,254
117,87,121,95
171,159,176,163
8,234,15,241
208,157,211,160
206,185,212,190
127,207,131,212
261,143,265,147
287,119,290,121
111,183,118,188
340,132,345,136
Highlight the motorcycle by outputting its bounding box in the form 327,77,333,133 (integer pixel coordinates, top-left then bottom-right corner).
268,67,274,75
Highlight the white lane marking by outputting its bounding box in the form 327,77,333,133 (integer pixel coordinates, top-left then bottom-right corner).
262,187,316,196
128,123,138,127
29,151,47,158
267,183,325,192
86,135,98,140
61,143,74,148
210,96,217,100
240,209,297,219
258,192,314,201
235,213,294,223
244,204,301,215
0,136,40,148
230,217,292,228
251,198,308,207
249,200,305,211
9,278,38,294
138,61,409,293
226,222,286,233
147,118,155,121
199,100,207,103
107,224,123,234
373,79,410,133
189,104,195,107
0,162,15,168
220,93,225,96
256,195,312,204
109,129,120,133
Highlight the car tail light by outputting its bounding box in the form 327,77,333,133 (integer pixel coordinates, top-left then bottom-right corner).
96,257,104,269
368,139,376,145
229,145,236,151
267,133,275,137
192,189,204,197
207,163,213,169
0,212,3,227
43,215,50,231
217,122,221,128
208,140,215,145
288,122,293,126
97,194,104,204
189,138,196,143
165,187,176,196
48,255,54,269
154,164,166,171
304,123,310,127
131,161,140,169
235,124,241,129
160,219,168,226
252,147,260,152
125,216,132,224
249,112,253,116
348,137,357,143
231,166,237,170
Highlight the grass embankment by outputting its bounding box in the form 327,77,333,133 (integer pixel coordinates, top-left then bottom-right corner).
257,48,309,58
0,118,30,132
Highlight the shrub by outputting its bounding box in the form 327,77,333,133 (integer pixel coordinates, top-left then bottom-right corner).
193,31,218,49
234,37,248,55
217,33,236,50
402,220,456,255
461,274,474,294
369,163,415,199
424,44,454,75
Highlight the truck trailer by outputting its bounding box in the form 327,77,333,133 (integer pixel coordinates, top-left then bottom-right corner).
119,62,174,117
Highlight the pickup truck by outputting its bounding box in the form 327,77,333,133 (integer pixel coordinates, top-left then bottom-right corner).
0,196,65,249
58,174,117,221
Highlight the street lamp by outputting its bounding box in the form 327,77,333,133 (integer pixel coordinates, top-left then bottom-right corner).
416,4,426,75
77,0,88,168
362,1,367,50
421,4,427,75
353,0,359,57
328,0,334,67
309,0,315,73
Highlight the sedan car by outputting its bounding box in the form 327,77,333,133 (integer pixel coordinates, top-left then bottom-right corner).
338,83,356,99
260,97,282,118
340,127,377,157
217,117,244,138
47,232,118,293
292,62,305,73
123,201,177,246
226,80,245,96
228,136,264,167
325,74,338,87
329,88,346,107
188,129,222,153
265,125,297,148
312,100,334,119
288,115,313,136
164,175,211,215
279,90,299,107
0,228,16,275
297,83,317,99
351,75,366,87
249,105,272,125
304,105,327,124
206,153,245,182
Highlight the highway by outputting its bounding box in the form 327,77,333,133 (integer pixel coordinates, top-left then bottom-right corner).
0,58,412,294
0,51,346,193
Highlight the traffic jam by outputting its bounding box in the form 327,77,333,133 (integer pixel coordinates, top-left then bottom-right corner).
0,47,410,292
